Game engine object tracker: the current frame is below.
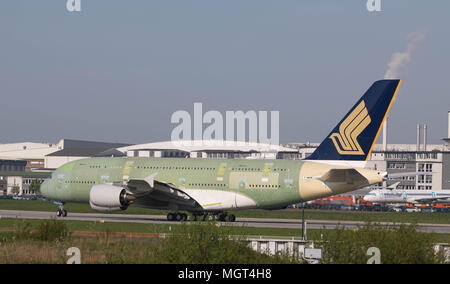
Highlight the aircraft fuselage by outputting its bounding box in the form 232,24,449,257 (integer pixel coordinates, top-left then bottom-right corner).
41,157,383,212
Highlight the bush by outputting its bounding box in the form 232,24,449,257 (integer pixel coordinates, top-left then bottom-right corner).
155,221,296,264
35,219,71,242
317,223,447,264
13,220,33,240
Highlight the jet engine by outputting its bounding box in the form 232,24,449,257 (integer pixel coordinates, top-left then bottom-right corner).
89,184,135,212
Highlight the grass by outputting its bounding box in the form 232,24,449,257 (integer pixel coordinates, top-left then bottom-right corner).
1,199,449,224
317,223,449,264
1,217,450,243
0,219,299,264
0,217,308,238
235,209,450,224
0,218,448,264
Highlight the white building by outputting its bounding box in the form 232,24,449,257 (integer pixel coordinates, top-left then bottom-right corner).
44,139,131,169
0,141,62,171
0,141,62,160
117,140,301,160
0,139,131,170
0,171,50,196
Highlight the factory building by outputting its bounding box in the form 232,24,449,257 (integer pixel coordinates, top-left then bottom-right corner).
0,139,131,171
116,140,300,160
44,139,131,169
0,159,27,172
366,143,448,190
0,171,50,196
0,139,130,196
358,113,450,191
0,141,62,171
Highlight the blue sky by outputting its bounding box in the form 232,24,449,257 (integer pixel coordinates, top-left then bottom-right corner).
0,1,449,145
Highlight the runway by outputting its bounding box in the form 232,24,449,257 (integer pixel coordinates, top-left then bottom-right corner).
1,209,450,234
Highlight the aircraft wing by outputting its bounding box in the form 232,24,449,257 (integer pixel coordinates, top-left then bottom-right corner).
125,174,202,211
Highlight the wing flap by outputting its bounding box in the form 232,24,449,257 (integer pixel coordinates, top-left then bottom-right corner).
126,174,201,210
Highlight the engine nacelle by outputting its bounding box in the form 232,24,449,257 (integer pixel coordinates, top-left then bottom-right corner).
89,184,135,212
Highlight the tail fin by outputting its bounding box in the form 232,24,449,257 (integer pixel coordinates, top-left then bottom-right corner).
306,79,401,161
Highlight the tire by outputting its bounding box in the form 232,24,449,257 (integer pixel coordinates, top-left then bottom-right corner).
167,213,174,221
62,210,67,217
56,210,62,217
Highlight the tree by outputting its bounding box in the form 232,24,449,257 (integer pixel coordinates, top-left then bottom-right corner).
11,186,20,196
29,179,41,195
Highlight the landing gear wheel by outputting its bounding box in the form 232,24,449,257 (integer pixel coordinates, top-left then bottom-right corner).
227,214,236,222
56,209,67,217
56,203,67,217
218,213,227,222
168,213,188,222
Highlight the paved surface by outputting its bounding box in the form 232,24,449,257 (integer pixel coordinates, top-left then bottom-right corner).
1,209,450,233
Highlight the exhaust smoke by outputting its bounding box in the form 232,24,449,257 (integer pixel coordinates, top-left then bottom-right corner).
384,31,425,79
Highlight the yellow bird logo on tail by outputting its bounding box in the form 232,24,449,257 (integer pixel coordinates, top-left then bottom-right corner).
329,100,371,155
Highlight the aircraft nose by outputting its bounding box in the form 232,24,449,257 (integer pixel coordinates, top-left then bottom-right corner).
40,179,53,199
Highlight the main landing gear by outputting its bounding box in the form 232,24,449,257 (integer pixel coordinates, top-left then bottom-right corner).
166,212,236,222
56,203,67,217
167,212,188,221
217,212,236,222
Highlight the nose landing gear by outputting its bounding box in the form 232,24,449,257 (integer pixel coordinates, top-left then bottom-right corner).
55,202,67,217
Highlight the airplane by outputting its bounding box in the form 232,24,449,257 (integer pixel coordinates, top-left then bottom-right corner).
41,79,402,222
364,188,450,204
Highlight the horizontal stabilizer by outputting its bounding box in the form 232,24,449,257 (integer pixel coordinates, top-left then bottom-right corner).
316,168,366,184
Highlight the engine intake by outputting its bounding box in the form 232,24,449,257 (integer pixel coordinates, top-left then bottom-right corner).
89,184,135,212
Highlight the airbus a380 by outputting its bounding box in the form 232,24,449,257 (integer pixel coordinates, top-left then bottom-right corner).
41,79,402,222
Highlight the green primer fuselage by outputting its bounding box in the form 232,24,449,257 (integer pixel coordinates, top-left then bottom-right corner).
42,157,305,210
